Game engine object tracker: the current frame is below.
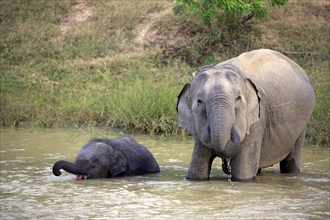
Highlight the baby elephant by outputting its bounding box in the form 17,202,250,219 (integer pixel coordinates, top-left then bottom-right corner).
52,136,160,180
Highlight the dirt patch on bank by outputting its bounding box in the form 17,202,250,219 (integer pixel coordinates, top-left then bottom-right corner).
133,5,172,48
60,1,93,34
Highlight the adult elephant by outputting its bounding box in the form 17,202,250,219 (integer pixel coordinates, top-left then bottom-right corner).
177,49,315,181
53,137,160,180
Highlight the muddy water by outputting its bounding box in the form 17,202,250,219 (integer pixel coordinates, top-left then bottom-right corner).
0,128,329,219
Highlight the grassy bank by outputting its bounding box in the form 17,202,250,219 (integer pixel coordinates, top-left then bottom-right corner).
0,1,329,145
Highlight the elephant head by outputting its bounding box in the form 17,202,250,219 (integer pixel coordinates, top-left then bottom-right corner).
53,140,128,180
177,66,260,158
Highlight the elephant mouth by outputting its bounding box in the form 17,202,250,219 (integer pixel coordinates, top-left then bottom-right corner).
76,174,88,181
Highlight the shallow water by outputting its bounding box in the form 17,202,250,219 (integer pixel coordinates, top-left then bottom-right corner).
0,127,329,219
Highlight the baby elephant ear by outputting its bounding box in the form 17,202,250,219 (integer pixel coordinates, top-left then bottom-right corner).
176,83,196,136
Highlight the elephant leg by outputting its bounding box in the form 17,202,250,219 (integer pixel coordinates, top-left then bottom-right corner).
186,139,216,181
280,128,305,173
230,122,262,181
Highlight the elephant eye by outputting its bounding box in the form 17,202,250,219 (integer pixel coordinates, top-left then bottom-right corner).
196,99,205,109
236,96,241,101
193,99,206,113
90,158,98,166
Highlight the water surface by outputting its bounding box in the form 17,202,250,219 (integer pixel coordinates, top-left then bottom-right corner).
0,128,329,219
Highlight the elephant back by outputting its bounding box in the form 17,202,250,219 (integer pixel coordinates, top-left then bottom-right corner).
230,49,315,117
110,137,160,174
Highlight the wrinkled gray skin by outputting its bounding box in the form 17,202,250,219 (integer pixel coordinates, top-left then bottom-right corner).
177,49,315,181
53,137,160,180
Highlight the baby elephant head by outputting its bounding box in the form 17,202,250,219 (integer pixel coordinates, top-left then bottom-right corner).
177,68,260,158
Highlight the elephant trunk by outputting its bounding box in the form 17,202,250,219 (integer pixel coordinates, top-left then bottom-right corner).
52,160,83,176
210,104,241,158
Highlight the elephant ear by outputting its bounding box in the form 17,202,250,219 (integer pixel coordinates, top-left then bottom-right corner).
176,83,196,136
107,148,129,178
108,158,128,178
245,78,260,134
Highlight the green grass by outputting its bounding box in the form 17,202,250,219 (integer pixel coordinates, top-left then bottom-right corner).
0,0,329,145
307,64,330,146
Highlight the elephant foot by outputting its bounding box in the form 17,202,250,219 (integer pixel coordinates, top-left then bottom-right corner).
231,175,256,182
186,175,209,181
186,170,210,181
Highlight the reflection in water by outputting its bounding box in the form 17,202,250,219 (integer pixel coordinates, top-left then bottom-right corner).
0,128,329,219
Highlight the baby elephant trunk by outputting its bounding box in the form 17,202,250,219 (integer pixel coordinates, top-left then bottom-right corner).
52,160,82,176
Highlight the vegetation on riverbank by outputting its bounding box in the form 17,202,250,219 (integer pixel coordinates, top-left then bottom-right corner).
1,1,329,145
